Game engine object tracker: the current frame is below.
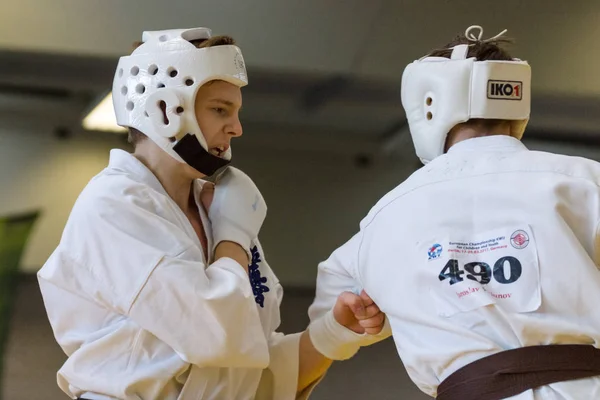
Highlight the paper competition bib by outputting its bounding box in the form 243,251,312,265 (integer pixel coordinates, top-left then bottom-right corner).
424,226,541,317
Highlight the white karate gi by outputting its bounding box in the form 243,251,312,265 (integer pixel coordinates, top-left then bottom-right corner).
310,136,600,399
38,149,304,400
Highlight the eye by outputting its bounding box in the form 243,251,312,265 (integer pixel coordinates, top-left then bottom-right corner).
212,107,226,115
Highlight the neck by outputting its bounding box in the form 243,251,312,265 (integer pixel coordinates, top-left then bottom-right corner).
445,120,511,152
133,142,202,214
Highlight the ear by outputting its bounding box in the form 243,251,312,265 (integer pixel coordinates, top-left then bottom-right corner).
145,90,183,139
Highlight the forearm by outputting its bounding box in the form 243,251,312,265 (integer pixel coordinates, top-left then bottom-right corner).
214,241,249,272
128,253,268,367
297,330,333,393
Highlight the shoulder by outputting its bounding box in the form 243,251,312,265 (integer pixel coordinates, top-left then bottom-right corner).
357,168,426,231
525,150,600,185
77,171,159,212
63,171,190,257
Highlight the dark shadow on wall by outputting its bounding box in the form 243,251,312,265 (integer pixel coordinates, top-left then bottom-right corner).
0,210,40,397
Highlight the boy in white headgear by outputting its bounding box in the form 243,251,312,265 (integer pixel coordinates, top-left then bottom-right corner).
37,27,388,400
308,26,600,399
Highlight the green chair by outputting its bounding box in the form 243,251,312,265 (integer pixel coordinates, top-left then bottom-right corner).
0,211,40,393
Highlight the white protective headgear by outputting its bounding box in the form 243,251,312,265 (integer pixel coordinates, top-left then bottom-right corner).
112,27,248,175
401,26,531,164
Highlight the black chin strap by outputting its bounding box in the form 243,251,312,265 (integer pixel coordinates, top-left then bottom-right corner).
173,133,231,176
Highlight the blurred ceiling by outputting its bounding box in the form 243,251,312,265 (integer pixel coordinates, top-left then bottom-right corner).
1,0,600,160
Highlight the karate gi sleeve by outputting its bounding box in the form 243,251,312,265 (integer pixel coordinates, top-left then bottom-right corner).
307,231,392,343
308,232,364,322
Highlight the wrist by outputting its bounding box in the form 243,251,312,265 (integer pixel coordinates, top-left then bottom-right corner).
215,241,250,270
308,310,364,360
212,224,252,253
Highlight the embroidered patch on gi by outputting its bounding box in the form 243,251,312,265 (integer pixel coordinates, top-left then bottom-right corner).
248,246,269,308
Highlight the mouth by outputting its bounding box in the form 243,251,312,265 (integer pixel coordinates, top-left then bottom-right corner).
209,144,229,158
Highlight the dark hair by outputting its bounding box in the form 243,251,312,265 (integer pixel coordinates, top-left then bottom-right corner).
127,35,236,147
430,34,517,142
427,35,514,61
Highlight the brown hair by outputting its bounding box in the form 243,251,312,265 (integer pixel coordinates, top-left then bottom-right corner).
429,34,516,144
427,35,514,61
127,35,236,147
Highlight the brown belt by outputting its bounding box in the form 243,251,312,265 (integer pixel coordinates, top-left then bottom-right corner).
437,344,600,400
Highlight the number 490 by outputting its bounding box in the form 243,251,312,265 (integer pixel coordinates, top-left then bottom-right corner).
439,256,522,285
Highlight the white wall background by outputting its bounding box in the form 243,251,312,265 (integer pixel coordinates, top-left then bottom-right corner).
2,126,599,286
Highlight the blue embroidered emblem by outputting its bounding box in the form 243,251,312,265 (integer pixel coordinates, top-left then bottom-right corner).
248,246,269,308
428,243,443,260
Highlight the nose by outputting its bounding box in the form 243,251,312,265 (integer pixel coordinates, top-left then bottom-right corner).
228,115,243,138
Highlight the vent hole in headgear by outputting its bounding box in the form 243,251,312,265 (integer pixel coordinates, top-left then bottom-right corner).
126,101,135,111
427,112,433,120
121,86,128,95
148,65,159,75
185,78,194,86
159,101,169,125
168,68,178,78
118,68,124,78
426,97,433,106
157,83,165,88
131,66,140,76
136,84,146,94
159,35,168,42
176,106,184,114
168,136,177,143
144,111,149,117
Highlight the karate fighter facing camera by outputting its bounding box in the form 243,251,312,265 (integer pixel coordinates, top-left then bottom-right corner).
37,27,388,400
309,26,600,399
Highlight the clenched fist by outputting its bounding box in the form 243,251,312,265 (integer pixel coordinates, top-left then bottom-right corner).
333,290,386,335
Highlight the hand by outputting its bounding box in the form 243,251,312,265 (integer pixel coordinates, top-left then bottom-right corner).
333,290,386,335
208,167,267,254
307,290,388,360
